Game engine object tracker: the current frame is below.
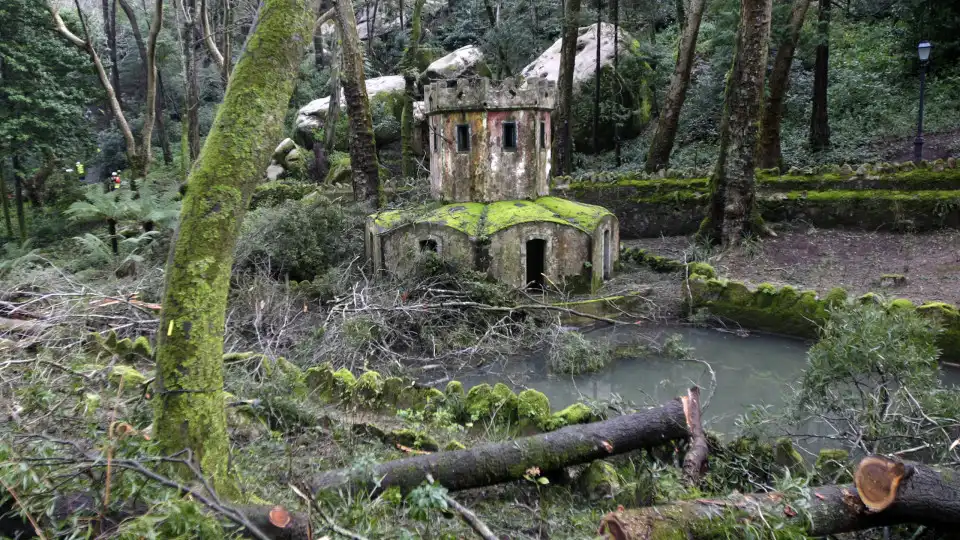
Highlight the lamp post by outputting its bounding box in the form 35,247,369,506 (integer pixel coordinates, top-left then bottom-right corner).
914,41,932,163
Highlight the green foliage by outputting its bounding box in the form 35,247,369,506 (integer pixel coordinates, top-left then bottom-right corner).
250,180,317,209
405,480,449,522
548,331,612,374
235,196,364,281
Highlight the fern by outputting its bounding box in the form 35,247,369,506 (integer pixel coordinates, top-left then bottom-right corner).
0,240,42,276
130,180,180,230
66,185,137,224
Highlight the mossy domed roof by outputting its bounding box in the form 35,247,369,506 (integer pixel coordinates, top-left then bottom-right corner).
371,196,613,238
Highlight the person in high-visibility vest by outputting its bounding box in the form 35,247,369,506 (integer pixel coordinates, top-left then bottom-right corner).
111,171,121,190
76,162,85,182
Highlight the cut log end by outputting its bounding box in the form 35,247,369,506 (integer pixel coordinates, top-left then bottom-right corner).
855,455,907,512
598,514,628,540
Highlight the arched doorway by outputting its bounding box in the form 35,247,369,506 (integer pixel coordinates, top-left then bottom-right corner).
526,239,546,289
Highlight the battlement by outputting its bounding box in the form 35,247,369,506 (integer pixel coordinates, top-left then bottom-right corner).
424,77,556,115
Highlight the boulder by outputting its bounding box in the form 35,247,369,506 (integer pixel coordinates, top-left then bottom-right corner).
521,23,653,153
521,22,633,86
297,75,406,137
266,162,285,182
273,138,297,163
422,45,491,82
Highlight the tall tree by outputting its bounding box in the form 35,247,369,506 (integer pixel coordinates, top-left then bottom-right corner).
11,157,27,245
809,0,830,152
0,165,12,239
50,0,163,186
106,0,122,108
155,0,322,489
757,0,811,169
117,0,174,165
325,25,342,154
400,0,426,179
334,0,381,206
553,0,581,177
176,0,202,164
700,0,772,245
644,0,707,172
200,0,228,79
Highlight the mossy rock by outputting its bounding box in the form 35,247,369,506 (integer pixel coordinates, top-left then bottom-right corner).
250,180,317,209
490,383,519,423
381,376,406,406
325,151,352,185
773,438,804,475
517,389,551,431
305,364,336,401
387,429,439,451
824,287,848,308
109,365,148,388
354,371,384,404
465,383,495,421
398,385,446,412
686,262,716,279
331,368,356,401
546,403,595,430
578,460,620,500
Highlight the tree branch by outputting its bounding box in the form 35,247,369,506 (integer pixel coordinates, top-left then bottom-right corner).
139,0,164,165
200,0,226,73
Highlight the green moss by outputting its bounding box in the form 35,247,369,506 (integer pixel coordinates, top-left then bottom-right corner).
109,365,148,387
381,376,405,406
131,336,153,359
445,381,465,398
387,429,439,451
686,262,716,279
814,448,851,483
332,368,357,400
324,151,352,185
517,389,550,430
465,383,494,421
578,460,620,500
889,298,915,310
250,181,316,209
773,438,804,475
444,440,466,451
490,383,519,423
825,287,848,308
354,371,384,403
546,403,594,430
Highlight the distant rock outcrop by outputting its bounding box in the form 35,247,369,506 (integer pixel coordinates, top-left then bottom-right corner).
521,22,633,85
296,75,406,137
422,45,491,82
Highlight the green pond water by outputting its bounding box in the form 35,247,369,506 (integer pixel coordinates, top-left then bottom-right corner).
457,324,960,435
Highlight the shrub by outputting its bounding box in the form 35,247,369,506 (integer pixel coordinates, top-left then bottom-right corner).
234,196,364,281
548,331,612,375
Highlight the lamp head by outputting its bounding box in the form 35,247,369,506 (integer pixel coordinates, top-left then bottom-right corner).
918,41,932,62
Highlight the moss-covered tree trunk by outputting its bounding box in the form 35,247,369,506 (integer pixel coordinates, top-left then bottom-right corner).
334,0,381,206
554,0,581,177
400,0,425,179
809,0,830,152
699,0,772,246
757,0,811,170
644,0,707,172
154,0,318,490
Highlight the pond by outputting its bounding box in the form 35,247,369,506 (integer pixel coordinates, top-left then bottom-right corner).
456,324,960,435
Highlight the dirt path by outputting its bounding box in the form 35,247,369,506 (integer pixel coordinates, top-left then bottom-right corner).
625,224,960,306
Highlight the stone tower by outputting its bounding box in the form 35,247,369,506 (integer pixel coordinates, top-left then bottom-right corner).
366,77,619,291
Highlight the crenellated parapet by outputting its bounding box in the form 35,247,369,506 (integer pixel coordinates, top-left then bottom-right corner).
424,76,556,115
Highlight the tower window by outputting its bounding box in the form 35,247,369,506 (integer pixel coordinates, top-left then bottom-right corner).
540,121,546,148
502,122,518,151
456,124,471,152
433,126,439,150
419,239,438,253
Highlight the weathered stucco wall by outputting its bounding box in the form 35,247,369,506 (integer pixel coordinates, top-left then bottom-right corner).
487,222,591,289
376,223,474,275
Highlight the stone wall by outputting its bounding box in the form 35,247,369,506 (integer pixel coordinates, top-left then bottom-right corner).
372,222,475,275
487,221,592,289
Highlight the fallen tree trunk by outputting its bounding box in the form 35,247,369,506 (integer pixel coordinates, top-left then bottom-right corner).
598,455,960,539
311,392,695,495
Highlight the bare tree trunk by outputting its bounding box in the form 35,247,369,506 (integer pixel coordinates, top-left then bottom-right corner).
325,25,342,154
644,0,707,172
200,0,227,77
757,0,811,170
367,0,379,57
554,0,581,176
155,0,320,494
108,0,122,108
334,0,381,206
312,394,694,495
699,0,771,246
10,156,27,245
809,0,830,152
177,0,202,163
400,0,425,178
222,0,232,81
118,0,173,164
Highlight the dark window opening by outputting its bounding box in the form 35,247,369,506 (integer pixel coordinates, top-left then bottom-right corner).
502,122,518,151
540,121,546,148
420,239,438,253
526,239,546,290
603,229,611,280
456,124,470,152
433,127,438,151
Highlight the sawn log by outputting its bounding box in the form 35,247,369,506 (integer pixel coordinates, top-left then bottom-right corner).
598,455,960,539
311,391,698,495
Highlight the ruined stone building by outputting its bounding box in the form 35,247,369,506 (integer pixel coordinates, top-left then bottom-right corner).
365,77,619,291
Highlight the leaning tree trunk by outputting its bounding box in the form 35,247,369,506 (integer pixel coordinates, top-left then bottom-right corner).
554,0,581,177
334,0,381,206
154,0,319,494
809,0,830,152
311,391,698,495
108,0,122,108
644,0,707,173
400,0,426,179
599,455,960,539
757,0,811,170
699,0,772,246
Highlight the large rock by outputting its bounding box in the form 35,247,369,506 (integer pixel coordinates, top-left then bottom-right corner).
521,22,633,85
521,22,653,153
422,45,491,82
296,75,407,137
